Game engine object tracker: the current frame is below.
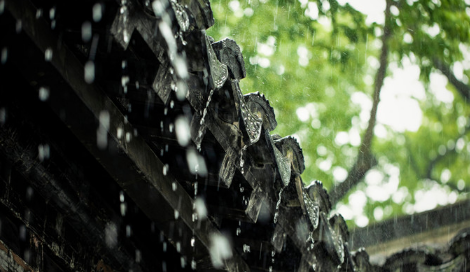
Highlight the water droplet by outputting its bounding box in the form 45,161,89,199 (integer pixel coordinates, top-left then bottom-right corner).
45,48,53,61
84,61,95,83
191,237,195,247
163,164,169,176
120,191,125,202
243,244,250,253
0,0,4,15
181,256,186,268
209,233,233,268
92,3,103,22
16,20,23,33
175,116,190,146
163,242,167,252
169,123,174,133
82,21,92,42
123,29,129,43
236,227,241,236
105,223,118,248
126,225,131,237
170,100,175,109
117,127,123,139
39,87,50,101
1,47,7,64
240,187,244,193
35,8,42,19
38,144,50,161
172,182,177,191
194,197,207,220
121,75,129,87
176,241,181,252
125,132,131,143
49,6,56,19
120,203,127,216
191,259,197,270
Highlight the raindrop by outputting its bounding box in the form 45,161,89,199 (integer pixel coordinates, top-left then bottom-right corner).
170,100,175,108
176,241,181,252
194,197,207,220
35,8,42,18
191,259,196,270
172,182,177,191
163,242,167,252
39,87,50,101
163,164,169,175
191,237,195,247
122,60,127,69
26,187,33,201
1,47,7,64
117,127,123,139
0,108,6,125
93,3,103,22
269,266,272,272
45,48,53,62
120,191,125,202
186,148,208,176
243,244,250,253
123,29,129,43
105,223,118,248
209,233,233,268
169,123,174,133
236,227,241,236
16,20,22,33
0,0,4,15
23,250,31,263
19,225,27,240
175,116,190,146
121,75,130,87
97,111,109,149
126,225,131,237
81,21,92,42
120,202,127,216
38,144,50,161
135,249,141,263
84,61,95,83
240,187,244,193
49,6,56,19
51,20,56,29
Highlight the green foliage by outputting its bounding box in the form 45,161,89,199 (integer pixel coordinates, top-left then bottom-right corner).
207,0,470,228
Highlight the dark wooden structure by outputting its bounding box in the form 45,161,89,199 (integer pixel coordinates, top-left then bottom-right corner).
0,0,469,271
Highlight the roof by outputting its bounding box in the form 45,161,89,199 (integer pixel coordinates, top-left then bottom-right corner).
0,0,469,271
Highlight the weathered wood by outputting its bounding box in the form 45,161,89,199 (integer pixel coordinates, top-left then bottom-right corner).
5,1,250,271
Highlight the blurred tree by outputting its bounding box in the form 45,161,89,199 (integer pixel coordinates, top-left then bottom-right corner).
207,0,470,227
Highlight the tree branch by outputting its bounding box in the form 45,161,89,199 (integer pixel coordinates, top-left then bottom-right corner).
406,122,470,192
329,0,393,205
433,58,470,103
